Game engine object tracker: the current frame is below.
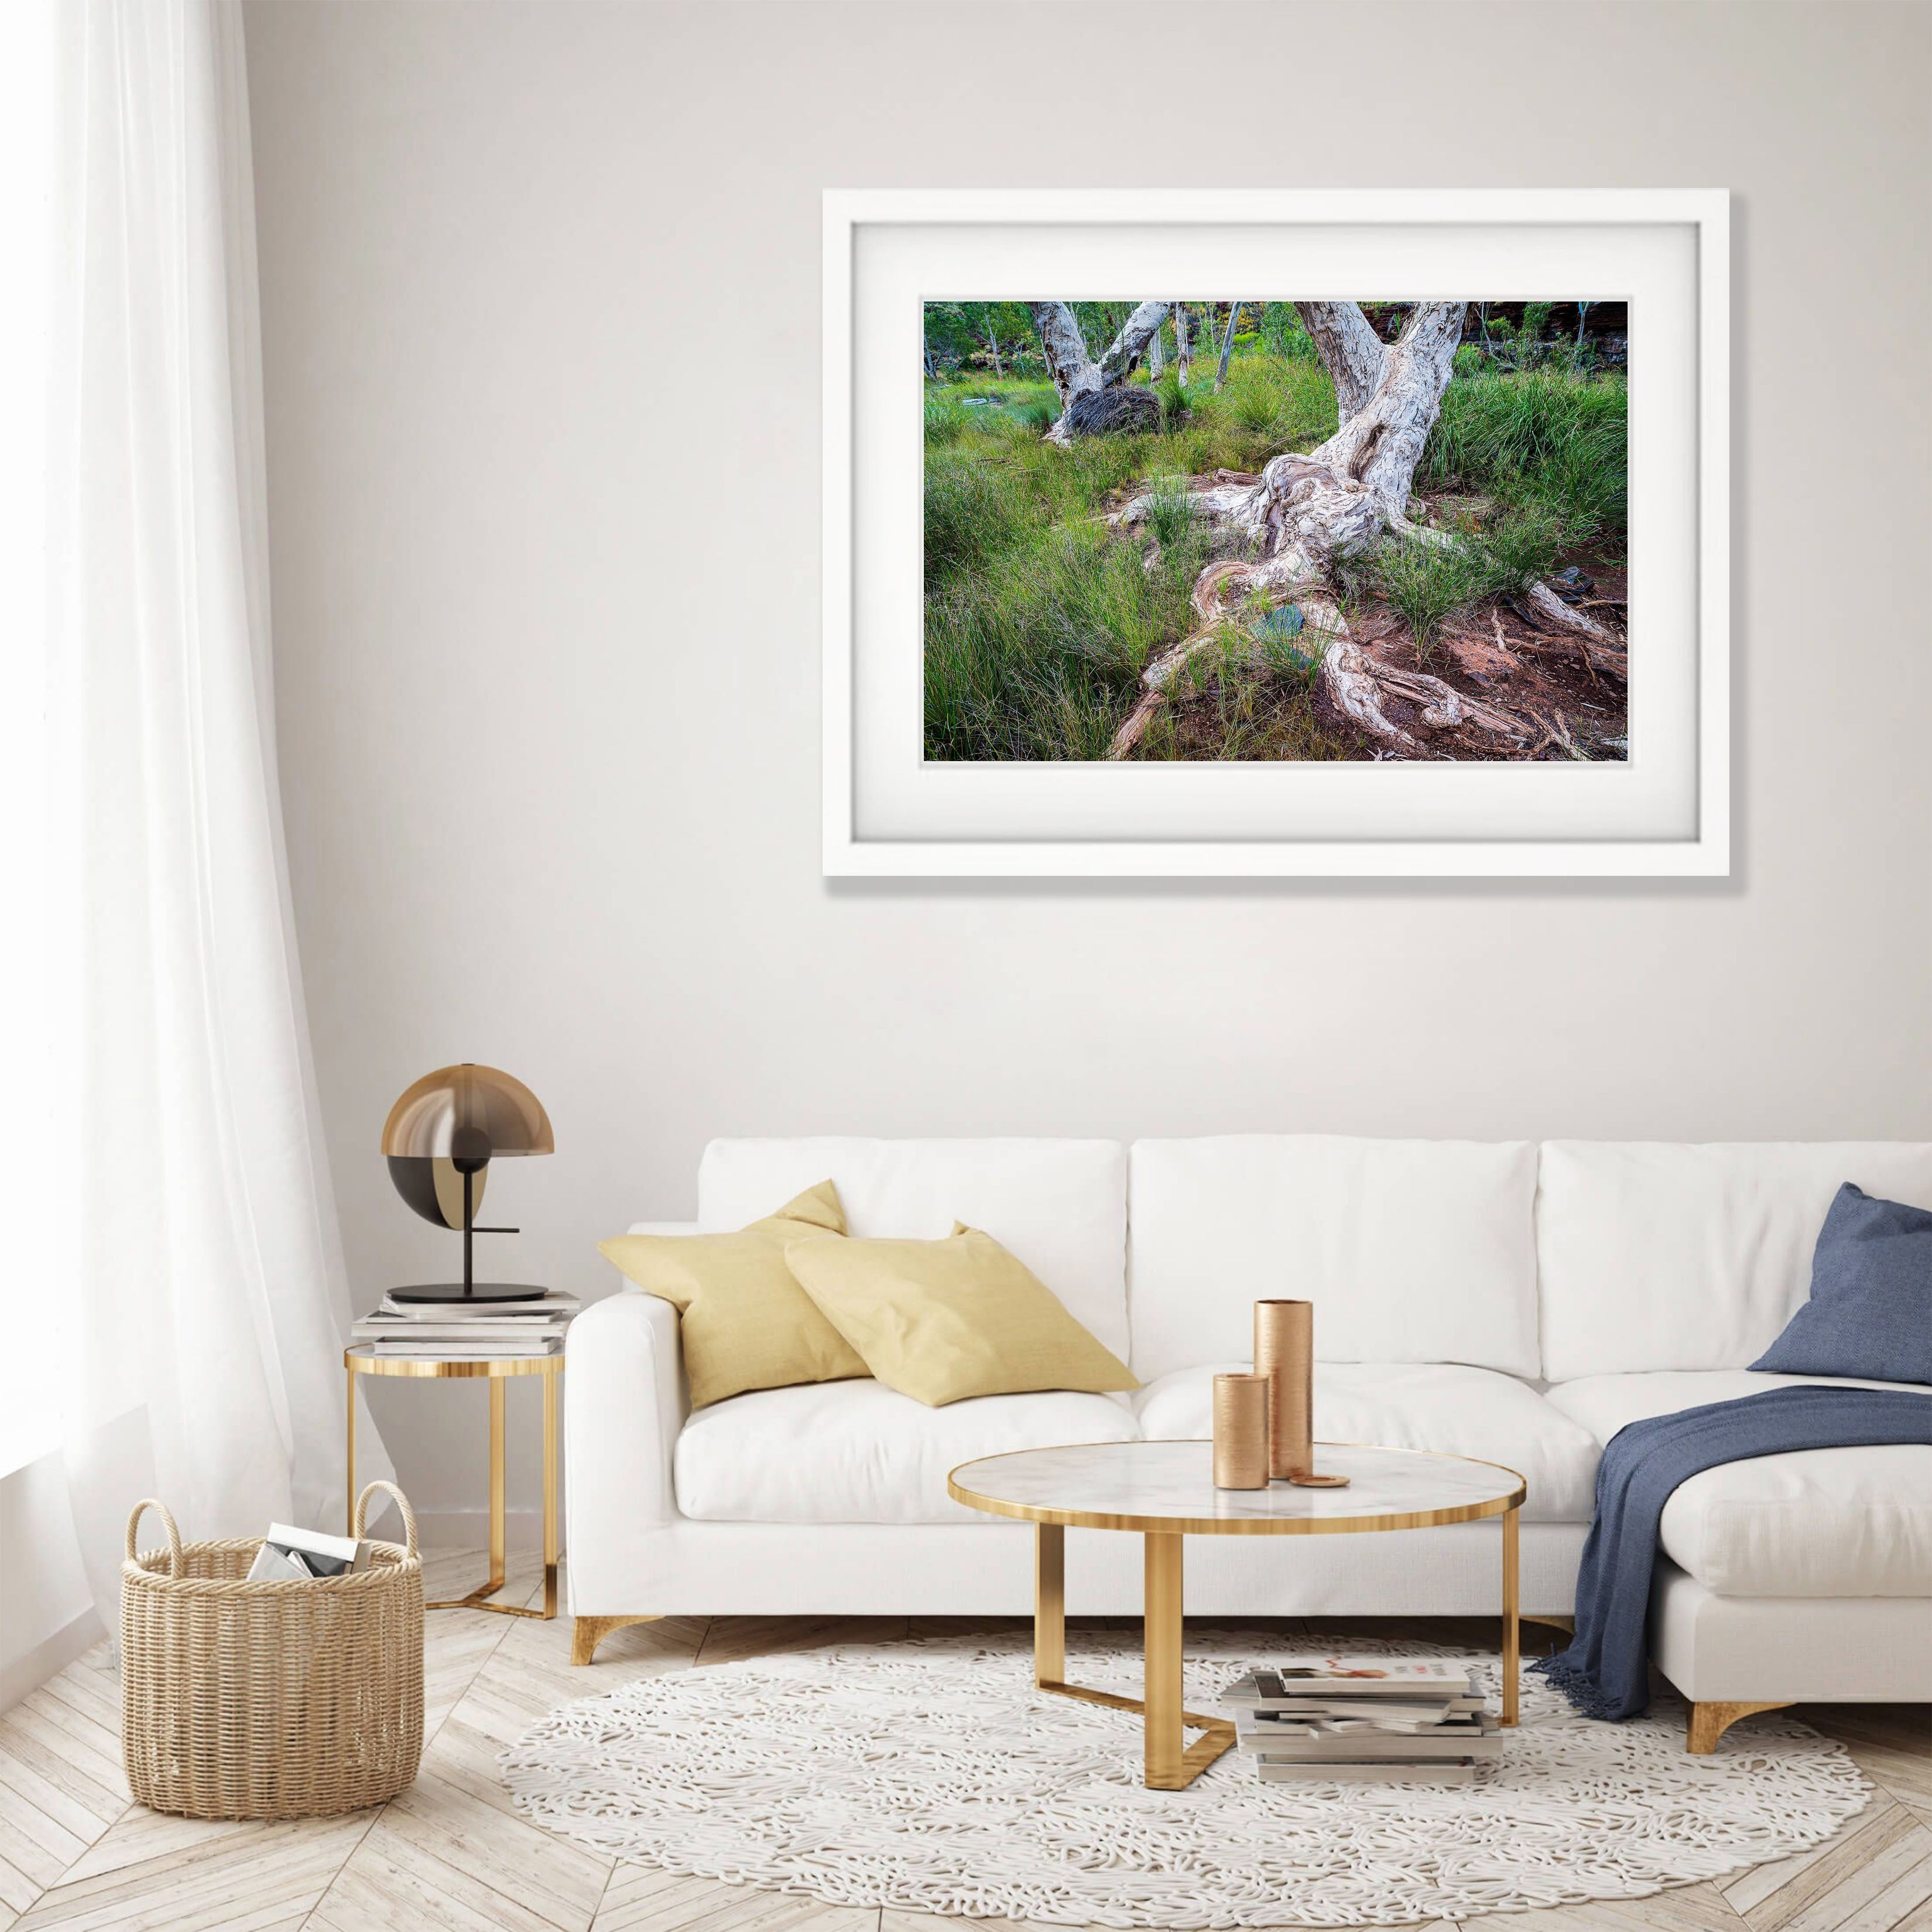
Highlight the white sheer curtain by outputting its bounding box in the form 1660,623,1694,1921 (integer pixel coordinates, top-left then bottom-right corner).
30,0,388,1616
0,0,58,1483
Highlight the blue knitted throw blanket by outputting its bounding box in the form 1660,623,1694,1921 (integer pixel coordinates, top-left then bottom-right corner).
1534,1385,1932,1721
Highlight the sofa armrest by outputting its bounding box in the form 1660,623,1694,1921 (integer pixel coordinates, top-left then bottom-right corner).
566,1289,686,1557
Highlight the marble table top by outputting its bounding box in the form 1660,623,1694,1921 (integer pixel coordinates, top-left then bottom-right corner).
948,1440,1524,1534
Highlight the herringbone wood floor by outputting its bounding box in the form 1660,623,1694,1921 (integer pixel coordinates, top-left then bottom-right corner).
1,1553,1926,1931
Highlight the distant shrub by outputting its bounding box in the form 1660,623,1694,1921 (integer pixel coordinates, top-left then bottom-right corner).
1258,303,1314,359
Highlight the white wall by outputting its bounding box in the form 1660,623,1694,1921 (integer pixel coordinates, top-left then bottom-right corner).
241,0,1932,1526
0,1457,100,1710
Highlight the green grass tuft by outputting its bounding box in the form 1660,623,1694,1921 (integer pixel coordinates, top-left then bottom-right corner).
1474,504,1566,597
1342,539,1492,661
1142,474,1196,551
923,522,1200,761
1422,365,1626,549
923,388,967,445
1341,501,1574,659
923,457,1041,588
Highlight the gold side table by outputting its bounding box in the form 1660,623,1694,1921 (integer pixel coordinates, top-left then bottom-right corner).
345,1345,561,1619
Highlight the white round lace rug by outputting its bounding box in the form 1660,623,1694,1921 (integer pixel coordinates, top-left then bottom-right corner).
500,1632,1870,1927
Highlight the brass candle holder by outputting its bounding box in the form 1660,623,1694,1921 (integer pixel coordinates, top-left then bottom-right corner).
1211,1373,1270,1489
1253,1299,1350,1488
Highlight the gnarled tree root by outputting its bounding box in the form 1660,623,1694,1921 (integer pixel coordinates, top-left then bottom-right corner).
1097,299,1627,762
1508,584,1628,680
1106,608,1538,762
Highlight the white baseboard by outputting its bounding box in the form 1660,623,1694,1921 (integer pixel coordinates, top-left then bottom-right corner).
2,1606,108,1714
407,1507,561,1553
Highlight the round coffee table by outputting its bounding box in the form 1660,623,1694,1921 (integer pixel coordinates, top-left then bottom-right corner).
948,1439,1526,1790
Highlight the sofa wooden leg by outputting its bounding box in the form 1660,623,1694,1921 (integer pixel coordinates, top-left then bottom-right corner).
1687,1700,1791,1753
572,1614,662,1666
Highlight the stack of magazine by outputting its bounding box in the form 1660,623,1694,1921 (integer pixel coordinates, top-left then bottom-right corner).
350,1290,579,1359
246,1522,372,1582
1221,1661,1501,1783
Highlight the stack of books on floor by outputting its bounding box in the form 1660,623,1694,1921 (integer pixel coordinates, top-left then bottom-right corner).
351,1290,580,1358
1221,1662,1502,1784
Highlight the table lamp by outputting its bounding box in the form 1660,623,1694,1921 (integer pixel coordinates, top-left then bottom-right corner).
382,1063,554,1303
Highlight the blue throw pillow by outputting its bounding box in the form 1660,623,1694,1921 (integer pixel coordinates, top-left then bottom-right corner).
1751,1183,1932,1384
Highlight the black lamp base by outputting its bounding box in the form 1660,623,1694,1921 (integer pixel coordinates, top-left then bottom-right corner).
388,1282,553,1306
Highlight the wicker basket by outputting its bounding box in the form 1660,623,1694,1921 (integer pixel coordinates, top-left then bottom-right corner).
121,1481,424,1819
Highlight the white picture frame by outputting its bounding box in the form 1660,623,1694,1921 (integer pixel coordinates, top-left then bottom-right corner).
823,189,1728,878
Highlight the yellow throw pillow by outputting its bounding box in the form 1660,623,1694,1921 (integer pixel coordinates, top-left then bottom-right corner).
783,1223,1138,1407
598,1181,868,1408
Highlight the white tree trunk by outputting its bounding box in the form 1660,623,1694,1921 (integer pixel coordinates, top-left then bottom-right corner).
1293,301,1390,423
1149,318,1166,378
1030,300,1167,443
1306,302,1464,519
982,304,1003,378
1029,301,1102,412
1174,304,1192,385
1097,301,1170,385
1107,300,1626,759
1215,302,1242,391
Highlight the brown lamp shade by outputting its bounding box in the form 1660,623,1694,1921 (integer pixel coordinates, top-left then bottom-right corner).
381,1064,554,1164
382,1064,554,1299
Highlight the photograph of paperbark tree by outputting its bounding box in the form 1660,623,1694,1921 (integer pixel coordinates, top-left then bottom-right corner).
923,300,1627,763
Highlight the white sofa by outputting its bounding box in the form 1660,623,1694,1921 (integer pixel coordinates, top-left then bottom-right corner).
566,1137,1932,1746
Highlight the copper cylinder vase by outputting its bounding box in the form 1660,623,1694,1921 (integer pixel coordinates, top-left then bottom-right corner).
1253,1300,1314,1482
1211,1373,1270,1489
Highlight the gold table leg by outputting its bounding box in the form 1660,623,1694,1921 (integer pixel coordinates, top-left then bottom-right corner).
424,1371,561,1619
1030,1522,1234,1790
1144,1532,1185,1787
1035,1522,1065,1686
541,1366,559,1618
1502,1503,1520,1726
344,1364,356,1534
491,1377,508,1591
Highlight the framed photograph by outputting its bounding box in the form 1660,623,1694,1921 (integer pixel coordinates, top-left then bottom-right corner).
823,190,1728,877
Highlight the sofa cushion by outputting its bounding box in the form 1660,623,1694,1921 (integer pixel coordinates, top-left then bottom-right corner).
786,1226,1137,1406
698,1139,1129,1361
1127,1138,1540,1382
1751,1184,1932,1385
1132,1362,1598,1522
598,1181,865,1408
1536,1142,1932,1381
1546,1371,1932,1597
674,1379,1139,1525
